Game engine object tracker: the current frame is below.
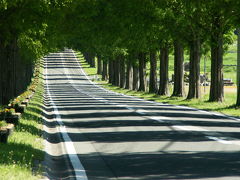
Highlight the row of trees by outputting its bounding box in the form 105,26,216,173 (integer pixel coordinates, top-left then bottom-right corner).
0,0,70,105
62,0,240,105
1,0,240,106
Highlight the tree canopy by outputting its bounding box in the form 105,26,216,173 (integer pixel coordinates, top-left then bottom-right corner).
1,0,240,105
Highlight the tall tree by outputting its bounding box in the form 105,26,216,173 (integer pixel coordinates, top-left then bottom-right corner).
149,50,158,93
158,45,170,96
97,54,102,75
133,65,139,91
172,41,185,97
187,39,201,99
162,0,186,97
119,55,126,88
125,58,133,90
0,0,66,105
205,1,236,102
102,60,108,81
108,59,114,84
236,28,240,106
179,1,205,99
113,58,120,86
138,52,147,91
209,14,225,102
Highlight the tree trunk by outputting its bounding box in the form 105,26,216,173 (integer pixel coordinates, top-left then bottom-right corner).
13,39,19,97
138,52,147,91
187,38,201,99
113,58,120,86
125,60,133,90
83,52,89,63
237,79,240,106
0,58,2,105
172,41,185,97
1,40,16,105
119,55,125,88
209,31,224,102
133,65,139,91
158,47,169,96
236,28,240,106
8,43,15,104
0,38,35,105
16,58,23,95
84,52,95,67
97,54,102,75
89,52,95,68
149,50,157,93
108,60,113,84
102,61,108,81
0,42,4,105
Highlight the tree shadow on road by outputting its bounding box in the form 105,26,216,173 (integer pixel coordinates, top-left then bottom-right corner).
43,72,240,179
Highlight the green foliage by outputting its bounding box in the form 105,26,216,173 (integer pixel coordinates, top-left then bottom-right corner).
18,33,44,62
1,0,239,64
0,0,72,65
1,0,240,103
0,120,7,127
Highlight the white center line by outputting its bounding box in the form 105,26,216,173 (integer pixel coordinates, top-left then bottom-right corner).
206,136,233,145
136,109,148,115
172,125,209,132
126,107,133,110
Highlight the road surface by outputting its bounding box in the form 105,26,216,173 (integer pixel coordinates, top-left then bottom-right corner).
43,49,240,180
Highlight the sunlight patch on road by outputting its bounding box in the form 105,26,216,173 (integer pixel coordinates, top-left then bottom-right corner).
172,125,209,132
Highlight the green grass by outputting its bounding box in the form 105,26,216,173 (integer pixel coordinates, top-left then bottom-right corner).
223,42,238,83
76,52,98,76
98,83,239,117
0,66,44,179
77,51,240,118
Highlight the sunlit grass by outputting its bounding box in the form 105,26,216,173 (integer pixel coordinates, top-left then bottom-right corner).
0,65,44,179
76,52,98,76
99,82,240,117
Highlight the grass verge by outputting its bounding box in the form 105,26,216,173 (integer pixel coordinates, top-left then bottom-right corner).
76,52,240,118
0,66,44,179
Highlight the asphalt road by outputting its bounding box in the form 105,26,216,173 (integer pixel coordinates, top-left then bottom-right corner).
43,49,240,180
